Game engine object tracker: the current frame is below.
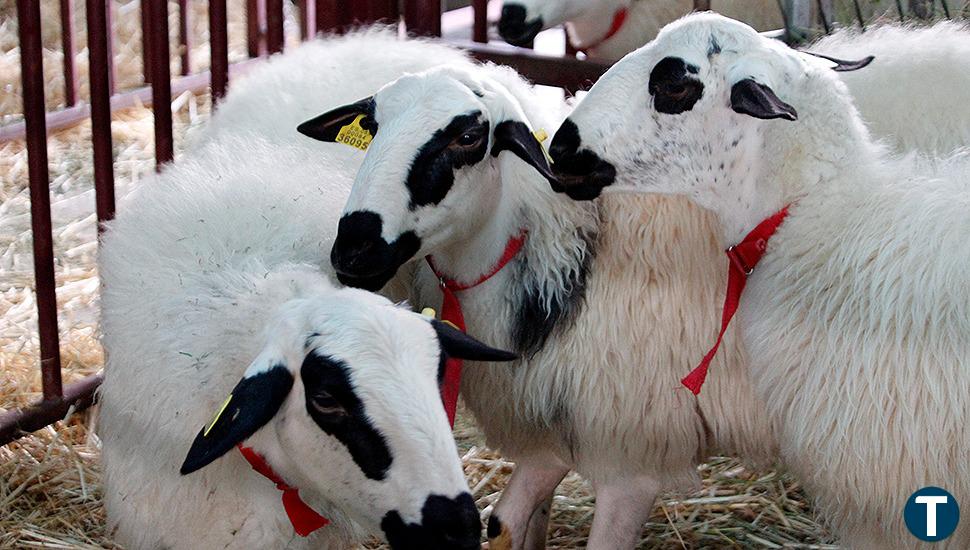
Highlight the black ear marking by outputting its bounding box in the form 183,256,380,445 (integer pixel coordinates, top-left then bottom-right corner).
431,319,518,362
730,79,798,121
803,51,874,72
491,120,557,184
180,365,294,475
297,97,377,142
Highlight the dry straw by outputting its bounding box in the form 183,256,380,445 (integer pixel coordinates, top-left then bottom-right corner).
0,1,833,547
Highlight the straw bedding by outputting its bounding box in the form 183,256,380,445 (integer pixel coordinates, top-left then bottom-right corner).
0,1,834,547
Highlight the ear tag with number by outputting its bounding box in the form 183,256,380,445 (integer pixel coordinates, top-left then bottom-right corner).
335,114,374,151
532,128,554,164
204,394,234,437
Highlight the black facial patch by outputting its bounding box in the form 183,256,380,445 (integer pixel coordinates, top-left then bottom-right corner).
512,228,595,358
381,492,480,550
180,365,294,475
648,57,705,115
301,351,392,481
297,97,378,143
548,119,617,201
331,210,422,292
498,4,544,46
406,112,489,210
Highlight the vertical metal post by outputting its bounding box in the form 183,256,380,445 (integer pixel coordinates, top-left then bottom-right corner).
105,0,115,94
141,0,152,83
472,0,487,43
59,0,77,106
783,0,811,39
316,0,350,34
87,0,115,231
405,0,441,36
298,0,316,39
266,0,285,53
209,0,229,103
694,0,712,10
17,0,63,402
816,0,831,33
149,0,173,167
247,0,266,57
178,0,191,75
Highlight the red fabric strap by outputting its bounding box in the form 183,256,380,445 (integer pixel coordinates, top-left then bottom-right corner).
237,444,330,537
681,206,789,395
426,231,528,426
576,8,628,54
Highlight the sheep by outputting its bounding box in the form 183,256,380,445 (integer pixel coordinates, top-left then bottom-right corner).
98,132,519,550
500,2,970,156
548,13,970,548
298,60,778,549
810,20,970,155
498,0,782,59
97,32,517,549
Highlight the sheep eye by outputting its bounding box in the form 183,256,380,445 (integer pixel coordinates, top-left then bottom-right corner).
662,83,689,100
310,390,347,416
452,129,484,149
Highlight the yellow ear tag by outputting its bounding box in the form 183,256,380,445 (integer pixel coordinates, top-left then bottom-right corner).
204,393,233,437
532,128,554,165
335,114,373,152
421,307,459,330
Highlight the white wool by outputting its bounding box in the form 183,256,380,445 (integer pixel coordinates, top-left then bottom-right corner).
97,34,476,549
563,13,970,547
811,20,970,156
503,0,782,60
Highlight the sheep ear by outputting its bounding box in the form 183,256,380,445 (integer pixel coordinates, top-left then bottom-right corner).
803,51,874,72
491,120,558,184
297,97,378,142
180,365,294,475
730,79,798,121
430,319,518,362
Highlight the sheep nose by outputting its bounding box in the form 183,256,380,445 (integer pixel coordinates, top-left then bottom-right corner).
549,119,617,201
423,493,481,549
498,4,544,47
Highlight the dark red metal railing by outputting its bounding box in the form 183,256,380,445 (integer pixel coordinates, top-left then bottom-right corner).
0,0,610,446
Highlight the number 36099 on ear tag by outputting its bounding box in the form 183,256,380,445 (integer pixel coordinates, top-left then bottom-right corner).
335,114,374,151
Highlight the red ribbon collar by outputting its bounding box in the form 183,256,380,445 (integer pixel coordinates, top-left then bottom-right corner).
237,444,330,537
574,7,628,55
681,206,790,395
426,231,528,426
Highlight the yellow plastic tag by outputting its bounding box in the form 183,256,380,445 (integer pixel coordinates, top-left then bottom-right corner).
533,128,554,164
421,307,437,319
335,114,373,151
204,394,233,437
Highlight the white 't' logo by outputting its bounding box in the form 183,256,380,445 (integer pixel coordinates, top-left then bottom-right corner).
916,495,949,537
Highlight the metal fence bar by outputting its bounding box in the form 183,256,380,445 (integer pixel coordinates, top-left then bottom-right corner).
150,0,174,166
405,0,442,36
461,41,610,89
266,0,285,53
17,0,64,403
247,0,266,56
316,0,350,34
472,0,487,42
0,374,103,446
59,0,77,106
87,0,115,229
178,0,191,75
105,0,115,94
210,0,229,103
298,0,315,39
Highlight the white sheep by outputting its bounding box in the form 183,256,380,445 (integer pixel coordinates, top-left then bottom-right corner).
298,60,777,549
97,33,517,549
98,132,518,550
549,13,970,548
498,0,782,59
810,20,970,155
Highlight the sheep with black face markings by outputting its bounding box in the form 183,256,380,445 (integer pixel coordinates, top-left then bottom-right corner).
550,13,970,548
302,61,778,549
97,34,516,550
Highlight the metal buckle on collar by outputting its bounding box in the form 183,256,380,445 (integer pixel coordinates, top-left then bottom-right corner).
726,245,754,275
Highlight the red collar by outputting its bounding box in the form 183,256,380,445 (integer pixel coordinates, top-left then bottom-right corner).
681,206,789,394
574,7,628,55
237,444,330,537
426,231,528,426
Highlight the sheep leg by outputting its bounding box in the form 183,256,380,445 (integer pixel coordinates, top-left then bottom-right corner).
487,458,569,550
586,476,660,550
